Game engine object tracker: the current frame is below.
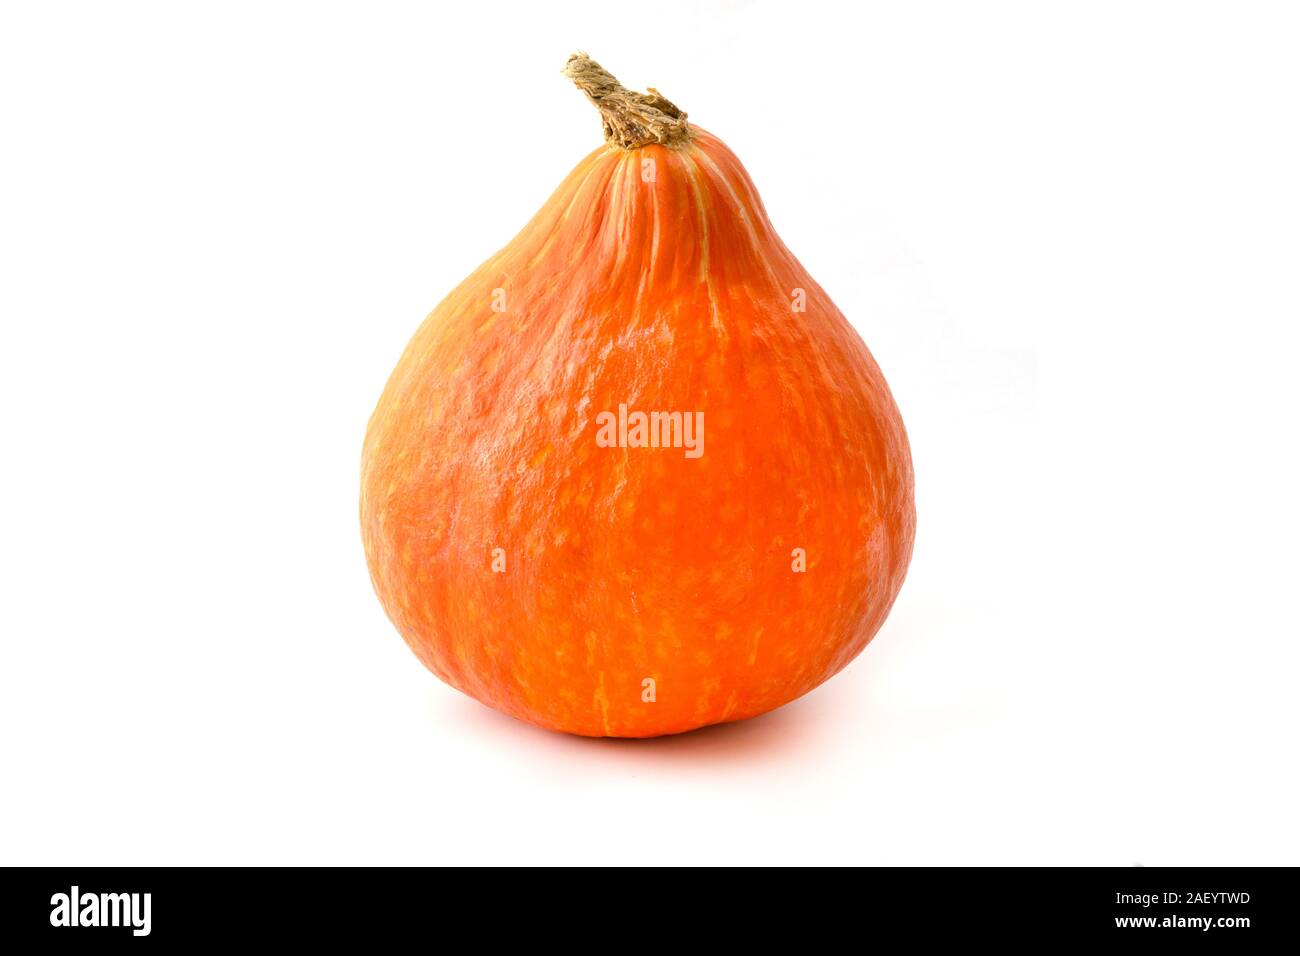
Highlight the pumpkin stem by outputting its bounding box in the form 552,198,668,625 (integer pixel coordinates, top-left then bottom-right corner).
563,53,693,150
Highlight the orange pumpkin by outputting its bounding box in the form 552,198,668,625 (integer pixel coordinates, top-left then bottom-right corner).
361,54,915,737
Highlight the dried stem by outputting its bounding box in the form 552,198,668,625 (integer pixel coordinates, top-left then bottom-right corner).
563,52,693,150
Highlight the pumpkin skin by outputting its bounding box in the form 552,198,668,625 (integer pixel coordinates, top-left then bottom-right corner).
361,64,915,737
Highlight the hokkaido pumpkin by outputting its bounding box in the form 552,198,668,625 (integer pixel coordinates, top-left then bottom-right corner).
361,54,915,737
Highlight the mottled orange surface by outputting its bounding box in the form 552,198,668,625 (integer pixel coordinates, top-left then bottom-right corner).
361,127,915,737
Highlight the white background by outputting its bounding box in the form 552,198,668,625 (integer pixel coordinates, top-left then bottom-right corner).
2,1,1296,865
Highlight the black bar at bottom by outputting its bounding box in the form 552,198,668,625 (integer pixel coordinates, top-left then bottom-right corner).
0,866,1289,944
